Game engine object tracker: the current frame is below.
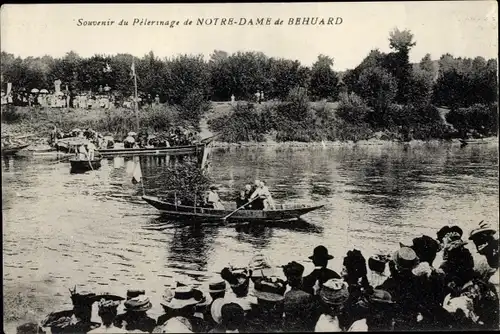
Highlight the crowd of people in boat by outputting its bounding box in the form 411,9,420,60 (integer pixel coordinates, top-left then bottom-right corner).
50,126,203,156
16,220,498,334
202,180,276,211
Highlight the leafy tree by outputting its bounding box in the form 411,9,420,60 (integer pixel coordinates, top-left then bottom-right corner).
336,92,373,125
309,55,339,100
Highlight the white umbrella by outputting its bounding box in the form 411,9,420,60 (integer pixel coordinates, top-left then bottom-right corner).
128,131,137,136
104,136,114,141
40,89,49,94
31,88,39,93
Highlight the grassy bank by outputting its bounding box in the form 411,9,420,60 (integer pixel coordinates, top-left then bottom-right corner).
1,105,182,142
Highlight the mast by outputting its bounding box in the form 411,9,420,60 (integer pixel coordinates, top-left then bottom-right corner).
133,66,140,132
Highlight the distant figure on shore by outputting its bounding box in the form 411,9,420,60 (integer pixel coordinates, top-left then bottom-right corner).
260,91,264,102
230,94,235,105
154,94,160,105
255,91,261,104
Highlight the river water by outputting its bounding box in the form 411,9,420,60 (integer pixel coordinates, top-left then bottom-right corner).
2,141,498,332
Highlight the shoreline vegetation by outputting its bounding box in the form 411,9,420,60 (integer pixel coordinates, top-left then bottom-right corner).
2,27,498,146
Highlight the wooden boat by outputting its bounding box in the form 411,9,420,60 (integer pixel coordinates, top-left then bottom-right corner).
142,195,324,222
1,144,30,156
459,137,497,146
70,157,102,173
97,142,210,157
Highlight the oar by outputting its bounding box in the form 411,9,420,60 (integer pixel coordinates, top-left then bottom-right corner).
221,196,259,222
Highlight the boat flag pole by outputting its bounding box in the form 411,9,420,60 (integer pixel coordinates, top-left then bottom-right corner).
131,60,145,197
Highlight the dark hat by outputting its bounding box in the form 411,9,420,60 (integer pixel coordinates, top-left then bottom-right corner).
209,281,226,293
126,289,145,300
70,290,96,306
447,226,464,241
411,235,440,260
210,185,218,190
437,226,451,242
254,278,286,302
282,261,305,279
220,267,249,288
91,293,125,303
368,255,387,273
392,247,418,270
124,295,152,312
220,303,245,328
369,290,395,305
309,245,334,261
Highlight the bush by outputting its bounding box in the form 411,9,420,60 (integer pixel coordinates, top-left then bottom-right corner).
207,102,270,142
446,103,498,138
336,92,373,124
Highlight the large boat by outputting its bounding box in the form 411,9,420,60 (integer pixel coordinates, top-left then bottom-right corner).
142,195,324,222
1,144,30,156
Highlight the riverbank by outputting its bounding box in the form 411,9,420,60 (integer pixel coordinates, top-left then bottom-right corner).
209,137,498,149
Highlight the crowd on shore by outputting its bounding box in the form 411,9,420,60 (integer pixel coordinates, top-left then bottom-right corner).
16,221,499,333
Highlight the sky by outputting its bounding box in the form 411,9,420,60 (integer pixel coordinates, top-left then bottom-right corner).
1,2,498,71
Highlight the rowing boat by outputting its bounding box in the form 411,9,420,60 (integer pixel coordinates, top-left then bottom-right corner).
142,195,324,222
69,157,102,173
1,144,30,156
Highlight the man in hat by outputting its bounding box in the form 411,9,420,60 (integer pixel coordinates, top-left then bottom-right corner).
201,281,227,330
40,289,101,334
377,247,424,331
302,245,341,295
88,299,127,333
155,286,207,332
282,261,320,332
114,295,156,333
245,277,287,332
469,221,499,272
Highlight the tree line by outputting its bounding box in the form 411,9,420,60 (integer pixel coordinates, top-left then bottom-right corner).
1,28,498,141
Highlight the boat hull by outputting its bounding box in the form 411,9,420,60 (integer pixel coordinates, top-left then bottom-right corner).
98,143,207,157
142,195,323,222
1,144,30,155
70,159,102,173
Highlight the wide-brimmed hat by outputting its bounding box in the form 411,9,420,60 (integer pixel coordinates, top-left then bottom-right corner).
308,245,334,261
124,295,152,312
319,279,349,306
163,286,201,309
369,290,395,305
253,278,286,302
249,254,276,278
282,261,305,279
469,221,496,240
211,298,247,324
209,281,226,293
220,267,250,289
392,247,418,270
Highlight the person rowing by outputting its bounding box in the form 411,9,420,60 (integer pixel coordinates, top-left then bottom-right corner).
249,180,276,210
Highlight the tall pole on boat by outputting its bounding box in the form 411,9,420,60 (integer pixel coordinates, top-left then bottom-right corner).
132,60,140,132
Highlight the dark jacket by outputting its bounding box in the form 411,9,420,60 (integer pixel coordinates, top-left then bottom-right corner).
302,268,341,295
283,289,321,332
114,311,156,333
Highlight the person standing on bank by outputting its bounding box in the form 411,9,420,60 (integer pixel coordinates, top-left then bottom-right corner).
302,245,341,295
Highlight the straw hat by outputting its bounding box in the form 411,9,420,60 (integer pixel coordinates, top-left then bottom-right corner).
124,295,152,312
392,247,418,270
163,286,201,309
469,221,496,240
319,279,349,306
211,298,250,324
